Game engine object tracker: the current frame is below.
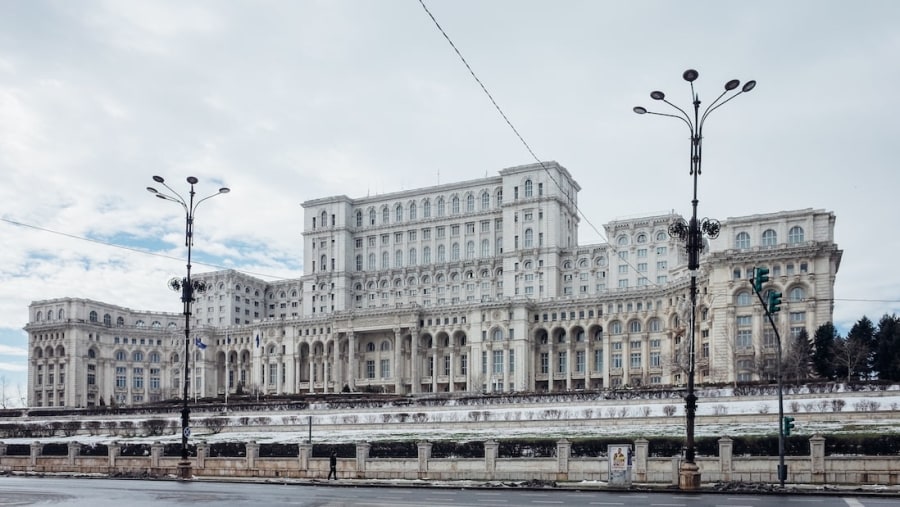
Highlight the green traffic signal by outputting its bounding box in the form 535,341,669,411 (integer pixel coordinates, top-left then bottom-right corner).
753,267,769,293
768,291,783,314
783,416,795,436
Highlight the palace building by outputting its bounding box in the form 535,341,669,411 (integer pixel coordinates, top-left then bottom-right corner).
25,162,842,408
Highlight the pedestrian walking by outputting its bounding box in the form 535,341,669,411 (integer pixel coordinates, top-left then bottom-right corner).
328,451,337,480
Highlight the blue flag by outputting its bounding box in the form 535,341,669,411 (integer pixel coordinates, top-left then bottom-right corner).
194,337,207,349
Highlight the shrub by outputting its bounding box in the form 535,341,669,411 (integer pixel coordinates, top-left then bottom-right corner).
260,443,298,458
370,441,417,458
202,417,229,434
662,405,677,416
142,418,168,436
84,421,102,436
831,399,846,412
62,420,82,437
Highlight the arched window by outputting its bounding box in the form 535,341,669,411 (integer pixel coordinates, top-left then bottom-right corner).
451,196,460,214
117,316,125,327
133,351,144,362
496,189,503,206
368,253,376,270
492,329,504,341
762,229,777,247
437,197,445,217
88,349,96,359
369,209,376,225
481,239,490,257
320,210,327,228
355,255,363,271
656,231,667,241
629,320,642,333
381,340,392,351
356,210,363,227
617,235,628,246
395,250,403,268
320,254,327,271
524,179,533,197
637,233,647,244
115,350,127,361
437,245,446,262
366,342,376,352
382,207,390,224
89,311,98,323
610,321,622,334
58,309,65,320
736,291,753,306
149,352,161,363
524,229,534,248
409,202,417,220
789,286,806,302
451,242,460,261
423,246,431,264
466,241,475,259
395,204,403,222
481,192,490,210
648,318,662,332
735,231,751,249
423,199,431,218
466,194,475,212
136,320,145,328
788,226,804,245
382,252,389,269
409,248,417,266
103,314,112,326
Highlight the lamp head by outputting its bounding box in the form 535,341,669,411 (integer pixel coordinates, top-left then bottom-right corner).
146,187,159,194
724,79,740,91
742,80,757,92
633,106,647,115
219,187,231,194
187,176,199,184
650,91,665,100
152,175,165,183
682,69,699,82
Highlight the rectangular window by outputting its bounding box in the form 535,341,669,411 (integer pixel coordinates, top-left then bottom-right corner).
466,222,475,234
508,350,515,373
540,352,549,374
481,220,490,232
115,367,126,388
366,360,375,379
557,351,567,373
736,329,753,348
460,354,467,375
132,368,144,389
575,350,585,373
380,359,390,378
451,225,460,236
630,352,641,368
612,353,622,369
493,350,503,374
436,227,446,239
637,249,647,258
594,349,603,372
422,228,431,240
650,351,661,367
408,230,416,241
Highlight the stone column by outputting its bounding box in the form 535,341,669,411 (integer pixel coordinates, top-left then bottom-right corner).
394,328,403,394
431,344,438,393
556,439,571,481
417,441,432,479
308,356,315,393
355,442,370,478
484,440,498,478
634,438,649,482
810,434,826,484
196,441,208,470
29,441,41,468
108,441,120,469
67,441,80,467
410,329,419,394
246,441,259,470
449,345,456,393
150,441,164,469
348,332,357,391
501,343,509,392
547,342,554,392
670,456,682,486
566,342,573,390
299,442,312,474
718,437,733,482
332,342,341,393
0,441,7,457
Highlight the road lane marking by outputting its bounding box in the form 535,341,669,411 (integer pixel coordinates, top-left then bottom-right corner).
843,499,864,507
589,503,625,506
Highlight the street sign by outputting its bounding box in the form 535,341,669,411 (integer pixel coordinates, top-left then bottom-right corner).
183,426,191,439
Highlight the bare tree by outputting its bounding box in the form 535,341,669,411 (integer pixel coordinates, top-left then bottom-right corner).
0,376,10,409
16,382,26,407
832,337,870,383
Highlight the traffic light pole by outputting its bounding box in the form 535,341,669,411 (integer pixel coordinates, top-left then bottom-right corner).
751,268,787,487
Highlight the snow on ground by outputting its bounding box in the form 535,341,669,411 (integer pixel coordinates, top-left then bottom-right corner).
4,389,899,446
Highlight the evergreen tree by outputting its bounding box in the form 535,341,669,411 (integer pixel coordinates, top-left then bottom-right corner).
873,314,900,381
783,328,813,382
812,322,839,380
846,316,876,379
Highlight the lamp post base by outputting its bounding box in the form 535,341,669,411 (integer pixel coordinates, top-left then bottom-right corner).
678,462,701,490
177,460,192,480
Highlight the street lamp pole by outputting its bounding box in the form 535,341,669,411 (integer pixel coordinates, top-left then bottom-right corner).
147,176,229,479
634,69,755,490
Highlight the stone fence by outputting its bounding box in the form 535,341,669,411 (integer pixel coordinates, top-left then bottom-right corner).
0,435,897,485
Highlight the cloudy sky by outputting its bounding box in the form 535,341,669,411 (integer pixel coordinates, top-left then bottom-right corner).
0,0,898,399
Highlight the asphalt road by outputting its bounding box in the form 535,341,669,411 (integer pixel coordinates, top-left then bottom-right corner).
0,477,898,507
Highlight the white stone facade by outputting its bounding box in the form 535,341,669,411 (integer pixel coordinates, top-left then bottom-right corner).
25,162,842,407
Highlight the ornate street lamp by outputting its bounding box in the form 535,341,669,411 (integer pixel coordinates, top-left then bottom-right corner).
147,176,229,479
634,69,755,490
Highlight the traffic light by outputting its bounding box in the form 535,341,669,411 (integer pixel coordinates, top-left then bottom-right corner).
783,416,795,436
753,267,769,293
768,291,783,314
